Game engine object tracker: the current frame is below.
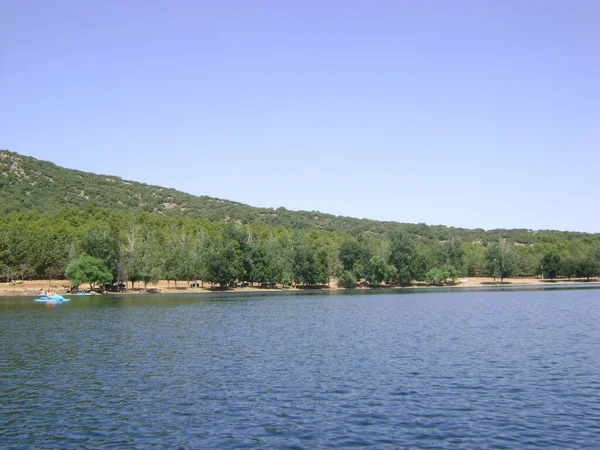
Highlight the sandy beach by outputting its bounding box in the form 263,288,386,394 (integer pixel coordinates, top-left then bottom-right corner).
1,277,598,297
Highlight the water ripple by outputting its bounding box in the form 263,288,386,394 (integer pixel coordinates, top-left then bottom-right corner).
2,289,600,448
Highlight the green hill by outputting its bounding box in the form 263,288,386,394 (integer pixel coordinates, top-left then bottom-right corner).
1,150,599,286
1,150,593,244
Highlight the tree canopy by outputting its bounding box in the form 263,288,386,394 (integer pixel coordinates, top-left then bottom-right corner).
65,253,113,289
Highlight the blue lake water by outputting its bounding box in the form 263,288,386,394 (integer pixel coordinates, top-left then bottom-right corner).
2,286,600,448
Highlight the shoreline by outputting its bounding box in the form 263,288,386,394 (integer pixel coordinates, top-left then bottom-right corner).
2,277,599,297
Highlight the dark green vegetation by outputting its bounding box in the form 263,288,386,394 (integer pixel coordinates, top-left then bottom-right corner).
2,150,600,288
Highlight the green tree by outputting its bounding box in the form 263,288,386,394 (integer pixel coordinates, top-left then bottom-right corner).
389,231,415,285
465,243,485,276
484,238,515,283
163,227,197,287
426,266,450,285
364,257,394,286
28,230,70,281
262,234,292,286
138,232,165,289
223,223,255,283
513,246,539,277
0,230,9,282
338,270,357,288
436,238,466,281
541,252,561,280
6,229,33,280
65,253,113,289
411,240,432,282
204,239,242,287
290,233,314,286
164,244,188,287
121,224,142,289
575,256,597,280
81,227,120,279
339,239,364,273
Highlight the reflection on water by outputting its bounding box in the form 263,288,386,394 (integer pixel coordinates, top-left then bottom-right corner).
2,287,600,448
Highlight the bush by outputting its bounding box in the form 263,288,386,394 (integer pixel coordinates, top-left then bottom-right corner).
338,270,357,288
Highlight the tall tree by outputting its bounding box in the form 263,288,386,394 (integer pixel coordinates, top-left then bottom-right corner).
541,252,561,280
484,238,515,283
436,238,466,281
465,243,485,277
513,246,540,277
0,230,10,282
290,233,314,286
223,223,255,282
81,227,120,278
138,232,164,289
121,223,142,289
389,231,416,285
339,239,364,273
204,238,242,287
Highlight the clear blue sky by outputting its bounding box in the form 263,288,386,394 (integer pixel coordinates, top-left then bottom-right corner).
2,1,598,232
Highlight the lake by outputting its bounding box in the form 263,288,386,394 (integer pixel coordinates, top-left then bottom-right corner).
2,286,600,448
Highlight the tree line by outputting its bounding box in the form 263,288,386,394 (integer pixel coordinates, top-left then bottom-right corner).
1,207,599,290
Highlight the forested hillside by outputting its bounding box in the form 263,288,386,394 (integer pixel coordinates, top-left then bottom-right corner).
1,149,599,288
1,150,592,243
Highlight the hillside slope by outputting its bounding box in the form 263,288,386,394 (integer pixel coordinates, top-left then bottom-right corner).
0,150,594,243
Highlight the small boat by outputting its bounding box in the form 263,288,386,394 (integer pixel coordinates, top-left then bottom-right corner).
73,291,92,296
35,294,69,302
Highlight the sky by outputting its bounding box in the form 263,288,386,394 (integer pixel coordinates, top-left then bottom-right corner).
1,1,598,232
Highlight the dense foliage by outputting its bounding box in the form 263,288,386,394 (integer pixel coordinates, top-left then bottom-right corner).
1,150,600,288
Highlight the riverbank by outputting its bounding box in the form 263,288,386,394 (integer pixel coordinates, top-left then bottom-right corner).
2,277,599,297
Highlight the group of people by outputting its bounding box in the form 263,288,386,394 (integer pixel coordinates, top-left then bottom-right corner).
38,288,57,297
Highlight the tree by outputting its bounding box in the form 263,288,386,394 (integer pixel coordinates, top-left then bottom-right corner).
121,223,142,289
389,231,415,285
513,246,539,277
5,229,32,280
339,239,364,273
465,243,485,276
0,230,9,282
223,223,255,283
65,253,113,289
290,233,314,286
163,226,196,287
338,270,357,288
484,238,515,283
81,227,120,279
261,234,292,286
426,266,450,286
138,232,164,289
436,238,466,281
541,252,561,280
312,246,331,285
204,239,242,287
364,257,394,286
28,230,70,281
411,240,431,282
575,256,597,281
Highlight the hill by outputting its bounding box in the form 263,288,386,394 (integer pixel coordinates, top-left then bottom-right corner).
1,150,599,287
0,150,596,244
